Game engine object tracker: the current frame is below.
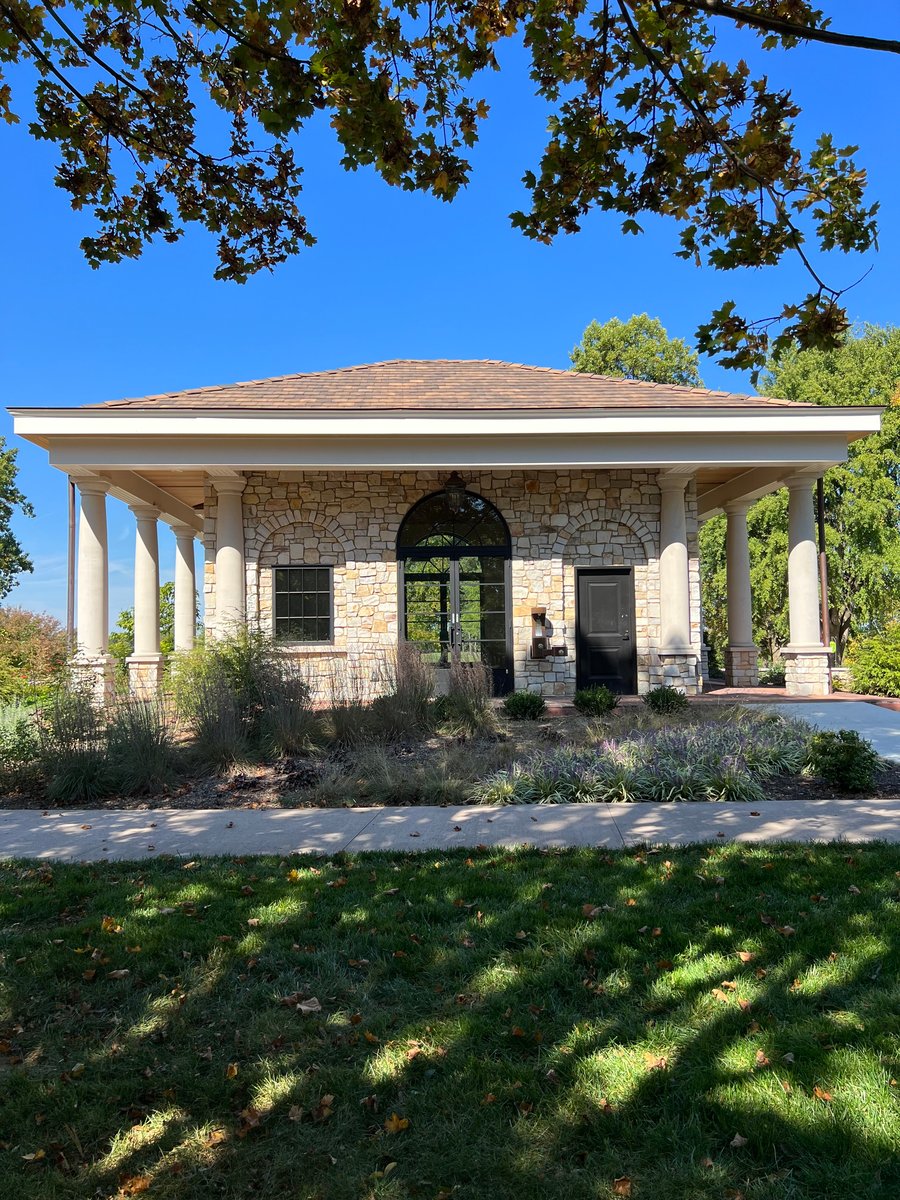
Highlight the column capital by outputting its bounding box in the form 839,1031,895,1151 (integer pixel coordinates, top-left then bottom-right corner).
77,478,111,497
724,498,753,516
168,522,197,540
786,476,813,494
658,472,691,493
212,476,246,495
129,503,160,521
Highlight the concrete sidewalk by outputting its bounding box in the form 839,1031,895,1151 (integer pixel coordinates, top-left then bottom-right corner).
3,798,900,861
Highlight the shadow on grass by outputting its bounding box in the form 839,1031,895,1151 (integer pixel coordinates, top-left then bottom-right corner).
1,842,899,1199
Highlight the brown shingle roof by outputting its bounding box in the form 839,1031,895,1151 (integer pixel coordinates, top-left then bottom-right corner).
89,359,806,411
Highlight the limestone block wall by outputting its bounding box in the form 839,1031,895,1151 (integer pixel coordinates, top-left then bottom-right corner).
203,470,703,697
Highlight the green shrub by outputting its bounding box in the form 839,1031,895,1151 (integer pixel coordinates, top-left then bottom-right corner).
0,702,40,792
758,663,786,687
573,685,620,717
845,626,900,697
806,729,879,792
642,685,688,714
502,690,546,721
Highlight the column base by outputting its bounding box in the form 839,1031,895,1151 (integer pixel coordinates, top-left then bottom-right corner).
652,652,701,695
724,646,759,689
782,646,831,697
126,653,166,697
72,652,117,704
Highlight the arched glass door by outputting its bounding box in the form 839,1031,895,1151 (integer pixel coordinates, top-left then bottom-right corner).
398,486,513,695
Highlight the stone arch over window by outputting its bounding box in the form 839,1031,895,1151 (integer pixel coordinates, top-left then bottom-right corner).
246,509,355,641
246,507,355,563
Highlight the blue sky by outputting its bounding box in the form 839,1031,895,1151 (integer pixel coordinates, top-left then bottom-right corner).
1,4,898,625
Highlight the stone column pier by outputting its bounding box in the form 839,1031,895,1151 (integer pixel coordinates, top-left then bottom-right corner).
783,481,830,695
724,500,759,687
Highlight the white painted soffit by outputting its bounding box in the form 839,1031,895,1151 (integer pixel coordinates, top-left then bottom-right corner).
38,430,855,472
8,405,884,441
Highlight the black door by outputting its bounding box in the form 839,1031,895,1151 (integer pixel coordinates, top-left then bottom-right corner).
576,569,637,693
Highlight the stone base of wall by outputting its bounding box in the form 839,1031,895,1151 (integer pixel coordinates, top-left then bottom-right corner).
783,647,831,696
72,652,116,703
653,652,701,695
127,653,165,696
725,646,759,689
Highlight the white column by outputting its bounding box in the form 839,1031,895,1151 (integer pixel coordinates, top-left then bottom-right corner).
171,524,197,653
725,501,754,649
130,505,161,656
213,477,246,634
787,481,823,648
659,476,693,653
76,480,111,657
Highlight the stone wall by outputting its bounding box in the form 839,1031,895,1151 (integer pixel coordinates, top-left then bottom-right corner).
203,470,703,697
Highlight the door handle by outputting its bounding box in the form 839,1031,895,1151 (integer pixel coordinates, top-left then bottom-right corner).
621,633,631,641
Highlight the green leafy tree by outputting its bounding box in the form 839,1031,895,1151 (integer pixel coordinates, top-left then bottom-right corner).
701,325,900,663
0,439,33,599
0,2,887,369
571,315,703,386
0,606,67,701
109,582,179,662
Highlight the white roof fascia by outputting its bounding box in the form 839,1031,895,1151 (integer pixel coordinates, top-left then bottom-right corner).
8,406,883,441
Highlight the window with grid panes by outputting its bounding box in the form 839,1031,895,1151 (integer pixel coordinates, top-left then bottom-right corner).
272,567,333,642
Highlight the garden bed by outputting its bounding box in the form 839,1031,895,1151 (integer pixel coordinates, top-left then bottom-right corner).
3,706,899,810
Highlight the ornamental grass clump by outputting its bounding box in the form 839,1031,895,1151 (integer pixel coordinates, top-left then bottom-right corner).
171,629,317,762
436,660,498,737
470,708,809,804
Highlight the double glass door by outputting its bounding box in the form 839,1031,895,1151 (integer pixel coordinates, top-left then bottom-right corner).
402,552,512,694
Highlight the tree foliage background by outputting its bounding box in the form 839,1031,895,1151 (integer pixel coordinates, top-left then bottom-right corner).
0,1,886,368
0,439,33,601
700,324,900,665
571,314,702,385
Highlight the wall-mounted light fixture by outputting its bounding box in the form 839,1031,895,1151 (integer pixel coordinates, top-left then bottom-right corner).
444,471,467,513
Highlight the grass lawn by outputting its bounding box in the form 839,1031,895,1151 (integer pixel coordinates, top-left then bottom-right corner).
1,844,899,1200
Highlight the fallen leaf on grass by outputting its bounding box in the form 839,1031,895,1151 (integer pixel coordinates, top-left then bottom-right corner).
107,970,130,981
279,994,322,1015
118,1175,151,1196
235,1107,262,1138
730,1132,748,1148
311,1095,334,1122
644,1053,668,1071
612,1177,632,1196
481,1093,496,1105
287,1105,302,1122
203,1128,228,1148
364,1031,380,1044
384,1112,410,1134
813,1086,833,1102
737,950,756,963
700,1156,714,1168
755,1050,771,1068
226,1063,239,1079
101,916,122,934
848,885,861,895
21,1150,45,1162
